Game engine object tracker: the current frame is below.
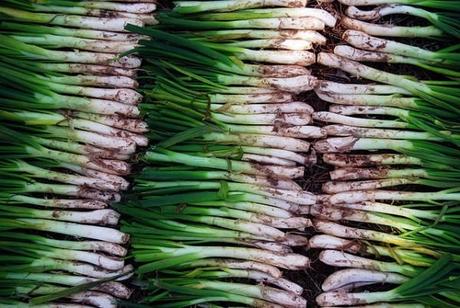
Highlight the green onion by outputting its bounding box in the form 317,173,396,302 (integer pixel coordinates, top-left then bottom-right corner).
341,16,443,37
329,189,460,204
139,167,302,190
1,35,141,68
0,216,128,243
172,0,308,14
317,255,459,306
0,272,131,298
319,250,420,276
338,0,460,12
26,1,156,14
346,5,460,38
320,268,409,292
183,28,327,44
314,137,460,170
144,148,304,178
11,33,137,53
310,234,440,267
150,278,306,307
0,231,127,256
322,153,423,168
0,6,143,31
196,7,336,27
157,13,326,31
1,21,144,41
131,240,309,273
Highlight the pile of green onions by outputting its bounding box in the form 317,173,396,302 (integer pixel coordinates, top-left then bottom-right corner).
308,1,460,307
5,0,458,306
0,0,152,306
116,1,337,307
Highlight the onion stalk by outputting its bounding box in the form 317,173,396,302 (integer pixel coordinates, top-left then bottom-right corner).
183,29,327,44
172,0,308,14
0,6,143,32
346,5,460,38
337,0,460,12
341,16,443,37
317,255,459,306
194,8,336,27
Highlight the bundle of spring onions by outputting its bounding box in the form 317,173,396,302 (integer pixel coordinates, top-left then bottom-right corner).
306,0,460,306
0,0,151,306
148,0,336,66
114,1,337,306
313,51,460,198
